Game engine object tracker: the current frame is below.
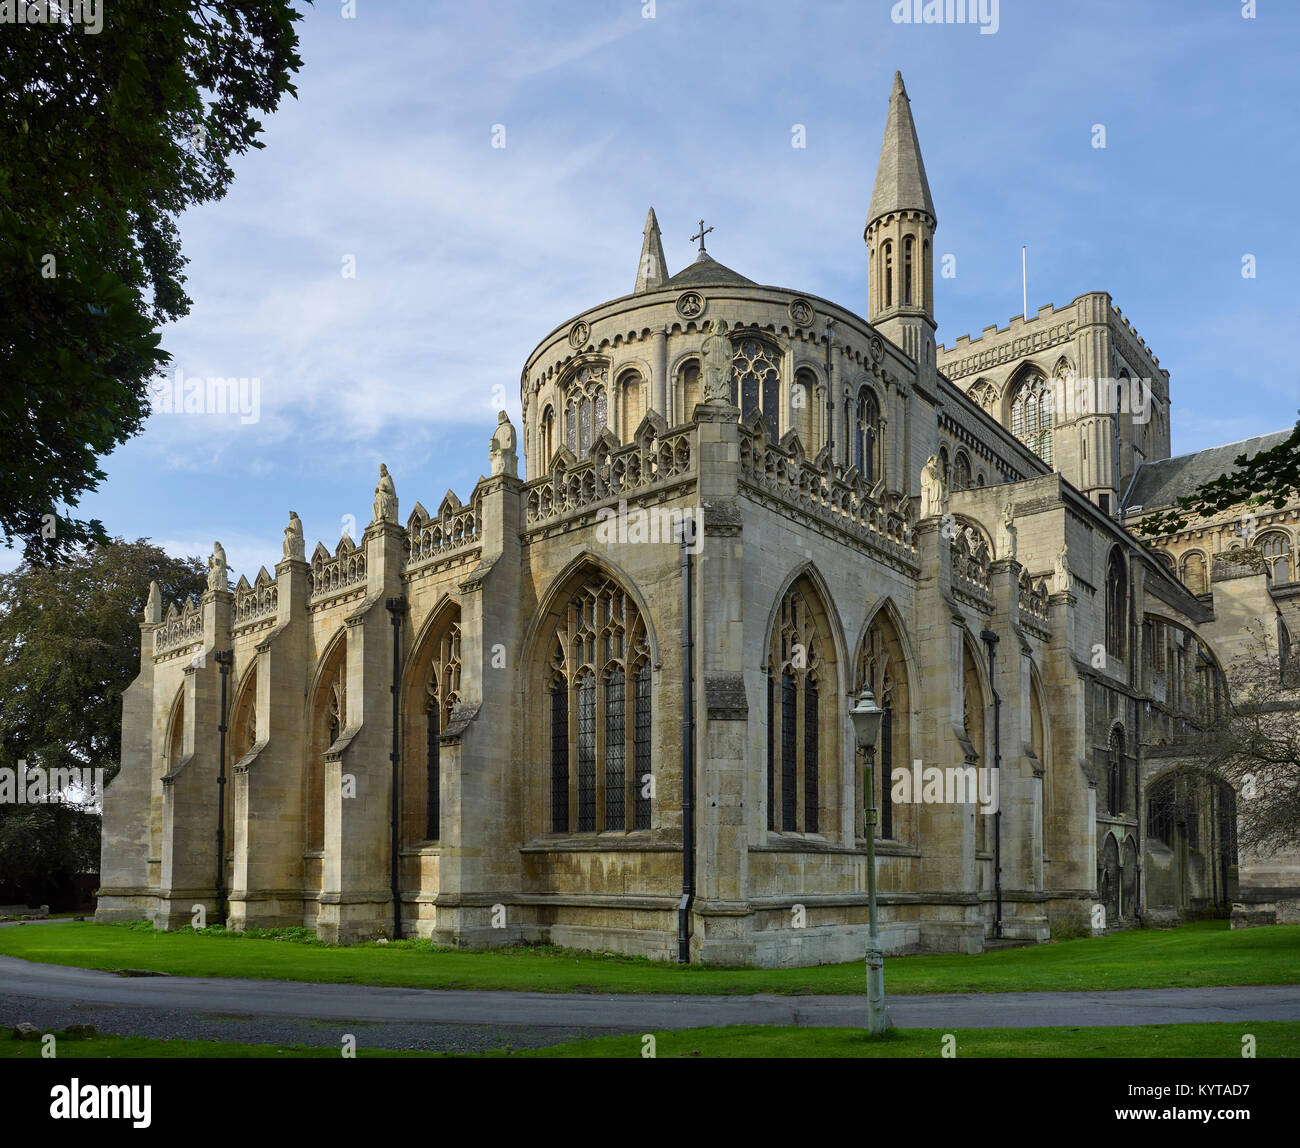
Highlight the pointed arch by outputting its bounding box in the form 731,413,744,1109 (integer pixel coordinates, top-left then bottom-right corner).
306,629,348,855
402,597,462,845
763,566,845,837
1008,364,1054,465
854,597,917,844
527,557,655,836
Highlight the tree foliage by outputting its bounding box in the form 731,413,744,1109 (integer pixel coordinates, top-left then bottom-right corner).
0,539,206,905
0,1,305,562
1135,418,1300,538
1183,625,1300,857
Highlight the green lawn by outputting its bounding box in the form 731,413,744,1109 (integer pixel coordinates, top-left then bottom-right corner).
3,1021,1295,1059
0,918,1296,995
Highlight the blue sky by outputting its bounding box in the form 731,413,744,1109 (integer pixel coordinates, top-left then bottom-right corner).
30,0,1300,581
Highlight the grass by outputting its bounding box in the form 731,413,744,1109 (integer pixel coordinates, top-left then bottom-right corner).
3,1021,1296,1059
0,918,1297,995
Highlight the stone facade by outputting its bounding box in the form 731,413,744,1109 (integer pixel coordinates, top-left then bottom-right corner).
97,73,1293,964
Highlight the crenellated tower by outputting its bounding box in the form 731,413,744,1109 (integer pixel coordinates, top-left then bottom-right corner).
865,72,938,384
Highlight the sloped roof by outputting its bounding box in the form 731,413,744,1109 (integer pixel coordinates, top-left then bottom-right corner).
1127,429,1294,510
664,251,756,288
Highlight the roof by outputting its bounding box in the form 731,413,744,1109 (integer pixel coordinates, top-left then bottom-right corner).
1126,429,1294,510
866,71,936,227
663,251,756,288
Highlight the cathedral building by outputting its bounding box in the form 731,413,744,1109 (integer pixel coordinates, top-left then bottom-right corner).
97,73,1299,964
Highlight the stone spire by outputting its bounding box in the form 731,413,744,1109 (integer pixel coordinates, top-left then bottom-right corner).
866,71,936,233
634,207,669,293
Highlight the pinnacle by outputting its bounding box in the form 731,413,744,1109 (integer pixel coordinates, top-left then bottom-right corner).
867,70,936,229
634,206,669,293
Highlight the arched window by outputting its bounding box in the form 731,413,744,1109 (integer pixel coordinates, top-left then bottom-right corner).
857,615,910,843
1106,549,1127,662
404,617,460,844
967,379,998,414
1107,727,1125,816
976,472,986,487
308,640,347,856
618,370,644,442
793,367,819,448
903,236,914,306
733,337,782,440
853,386,881,482
676,359,701,422
1154,551,1176,575
938,446,950,488
766,580,834,834
1256,531,1292,584
547,578,651,833
1181,551,1207,595
540,406,555,469
883,242,894,308
1010,371,1054,465
953,451,972,492
563,364,608,459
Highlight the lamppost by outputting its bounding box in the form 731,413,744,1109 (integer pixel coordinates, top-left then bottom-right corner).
850,684,888,1034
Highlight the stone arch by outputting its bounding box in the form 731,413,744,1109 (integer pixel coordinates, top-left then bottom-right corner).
762,568,845,837
855,597,917,844
401,596,462,845
1121,834,1138,920
305,629,347,857
1098,830,1120,926
616,364,648,443
1180,549,1208,595
524,551,661,676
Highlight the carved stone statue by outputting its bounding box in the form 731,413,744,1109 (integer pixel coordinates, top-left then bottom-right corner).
283,510,305,560
489,410,518,478
919,453,948,519
1054,542,1071,593
208,541,227,593
996,500,1018,560
372,463,398,524
701,318,732,403
145,580,161,622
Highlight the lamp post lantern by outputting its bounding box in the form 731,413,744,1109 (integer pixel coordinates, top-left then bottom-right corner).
850,684,889,1034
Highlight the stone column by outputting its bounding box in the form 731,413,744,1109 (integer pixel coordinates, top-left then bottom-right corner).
652,325,668,417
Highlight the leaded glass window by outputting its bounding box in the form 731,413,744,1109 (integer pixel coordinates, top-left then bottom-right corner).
1010,372,1054,465
546,577,652,834
563,364,609,459
854,387,880,481
766,583,825,834
858,619,906,842
417,621,460,842
733,338,782,440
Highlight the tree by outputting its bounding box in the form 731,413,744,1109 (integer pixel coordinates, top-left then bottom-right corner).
1180,624,1300,857
1135,417,1300,539
0,1,305,562
0,539,207,906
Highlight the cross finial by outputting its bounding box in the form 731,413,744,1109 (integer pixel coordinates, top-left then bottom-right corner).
690,218,713,254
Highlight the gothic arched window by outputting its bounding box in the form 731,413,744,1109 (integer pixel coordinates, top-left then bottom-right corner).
1010,371,1054,465
766,582,832,834
883,242,894,308
853,386,881,482
967,379,998,415
1257,531,1292,584
309,641,347,855
953,451,972,492
793,367,819,448
1181,550,1207,595
1107,727,1126,816
857,616,910,843
547,578,651,833
409,619,460,844
563,364,608,459
618,370,645,442
903,236,914,306
1106,549,1127,663
540,405,555,468
938,446,950,488
733,338,782,441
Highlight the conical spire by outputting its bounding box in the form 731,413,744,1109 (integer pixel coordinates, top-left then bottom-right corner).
634,207,669,293
866,71,935,230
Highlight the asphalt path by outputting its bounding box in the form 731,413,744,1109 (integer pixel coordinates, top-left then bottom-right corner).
2,953,1297,1051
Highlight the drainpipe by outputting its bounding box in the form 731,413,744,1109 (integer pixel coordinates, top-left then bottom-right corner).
386,597,407,940
678,526,696,963
980,630,1002,939
214,649,233,928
